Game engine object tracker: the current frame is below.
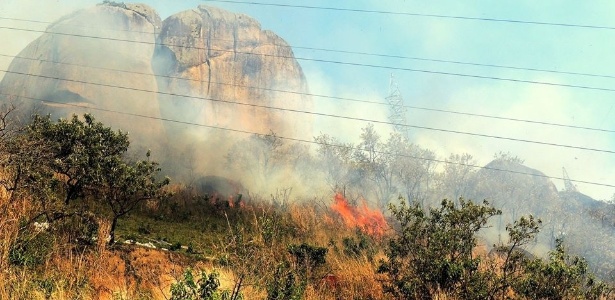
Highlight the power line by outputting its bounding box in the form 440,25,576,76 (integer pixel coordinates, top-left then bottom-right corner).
291,46,615,80
0,16,158,35
2,25,615,94
2,91,614,190
2,52,614,135
0,17,50,24
202,0,615,31
2,68,615,156
3,16,614,80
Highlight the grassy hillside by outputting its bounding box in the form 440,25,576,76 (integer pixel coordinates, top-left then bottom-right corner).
1,112,613,299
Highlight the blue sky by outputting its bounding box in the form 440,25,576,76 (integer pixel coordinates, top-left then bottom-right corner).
2,0,614,199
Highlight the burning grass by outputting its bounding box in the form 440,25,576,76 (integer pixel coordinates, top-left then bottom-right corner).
330,192,388,238
7,182,605,299
0,185,390,299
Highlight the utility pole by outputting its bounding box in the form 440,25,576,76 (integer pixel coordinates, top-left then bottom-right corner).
385,74,408,139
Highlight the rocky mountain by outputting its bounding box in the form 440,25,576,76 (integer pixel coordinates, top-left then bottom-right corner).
0,3,164,147
154,5,311,139
464,158,615,276
470,158,561,221
0,3,312,158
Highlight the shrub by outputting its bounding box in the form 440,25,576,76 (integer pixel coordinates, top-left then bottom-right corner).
378,198,500,299
9,230,54,267
169,242,182,251
170,268,233,300
342,229,376,260
287,243,327,271
266,262,306,300
514,239,610,300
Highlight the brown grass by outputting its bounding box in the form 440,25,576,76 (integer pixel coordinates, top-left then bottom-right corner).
286,201,386,299
0,181,399,300
0,188,198,299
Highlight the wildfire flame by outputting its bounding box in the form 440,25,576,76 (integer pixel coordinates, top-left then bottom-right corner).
330,193,387,237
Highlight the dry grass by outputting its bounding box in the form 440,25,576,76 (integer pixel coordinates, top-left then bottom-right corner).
284,201,386,300
0,184,492,300
0,190,196,299
0,188,38,299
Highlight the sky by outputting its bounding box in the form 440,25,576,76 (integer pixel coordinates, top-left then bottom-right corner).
1,0,614,200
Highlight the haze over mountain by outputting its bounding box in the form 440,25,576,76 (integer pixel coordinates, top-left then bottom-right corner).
0,2,312,174
0,3,165,147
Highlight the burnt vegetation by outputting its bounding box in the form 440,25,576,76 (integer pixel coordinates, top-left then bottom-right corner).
0,109,614,299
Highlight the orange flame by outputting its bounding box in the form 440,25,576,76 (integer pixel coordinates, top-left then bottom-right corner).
331,193,387,237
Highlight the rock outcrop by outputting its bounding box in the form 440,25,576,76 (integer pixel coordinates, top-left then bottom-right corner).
0,3,312,158
0,2,164,148
470,159,561,218
153,5,311,139
464,159,562,252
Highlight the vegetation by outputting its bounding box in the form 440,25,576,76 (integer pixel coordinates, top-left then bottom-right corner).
378,198,612,299
0,111,613,299
378,198,501,299
99,0,128,9
170,268,232,300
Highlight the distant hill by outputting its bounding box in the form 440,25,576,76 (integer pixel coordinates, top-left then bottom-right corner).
464,158,615,277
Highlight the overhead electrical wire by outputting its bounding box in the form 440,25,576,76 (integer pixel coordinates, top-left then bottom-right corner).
1,90,614,190
2,25,615,94
0,16,50,24
0,16,158,35
2,53,614,135
1,8,613,193
202,0,615,31
2,16,614,80
2,67,615,156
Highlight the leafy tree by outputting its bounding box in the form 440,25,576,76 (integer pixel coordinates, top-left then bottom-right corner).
27,114,129,205
389,138,437,206
435,153,476,205
316,125,438,209
313,133,359,193
353,124,395,208
0,128,56,204
1,113,168,245
94,151,169,244
378,197,612,299
378,198,501,299
226,131,310,195
488,215,542,298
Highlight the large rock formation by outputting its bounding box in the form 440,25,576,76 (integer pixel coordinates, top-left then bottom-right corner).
0,3,312,164
466,159,615,275
0,2,165,148
465,158,563,253
153,5,311,139
470,158,561,220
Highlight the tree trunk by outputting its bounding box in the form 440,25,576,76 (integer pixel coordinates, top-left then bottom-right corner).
108,216,118,245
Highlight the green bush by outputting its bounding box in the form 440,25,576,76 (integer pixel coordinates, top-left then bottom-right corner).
169,242,182,251
342,229,376,260
378,198,501,299
170,268,233,300
266,262,306,300
287,243,327,270
9,230,54,267
514,239,609,300
378,198,613,300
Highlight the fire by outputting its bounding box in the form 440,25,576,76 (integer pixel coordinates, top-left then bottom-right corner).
331,193,387,237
